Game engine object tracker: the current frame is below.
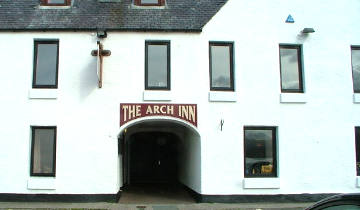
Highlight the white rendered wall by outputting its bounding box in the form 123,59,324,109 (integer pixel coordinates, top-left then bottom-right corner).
199,0,360,195
0,0,359,196
0,32,120,194
178,127,202,193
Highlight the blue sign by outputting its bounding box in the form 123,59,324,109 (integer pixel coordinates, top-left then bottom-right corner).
286,15,294,23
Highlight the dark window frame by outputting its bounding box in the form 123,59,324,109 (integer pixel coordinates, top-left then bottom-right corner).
41,0,71,6
279,44,304,93
32,40,59,89
30,126,57,177
134,0,165,6
243,126,278,178
351,46,360,93
356,127,360,176
209,41,235,91
145,40,171,90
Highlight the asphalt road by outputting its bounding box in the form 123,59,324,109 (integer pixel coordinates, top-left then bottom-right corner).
0,202,313,210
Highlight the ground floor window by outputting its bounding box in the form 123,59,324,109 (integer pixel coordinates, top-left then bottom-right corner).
356,127,360,176
30,126,57,177
244,126,277,177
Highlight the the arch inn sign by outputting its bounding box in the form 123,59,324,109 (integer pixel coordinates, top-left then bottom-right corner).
120,103,197,127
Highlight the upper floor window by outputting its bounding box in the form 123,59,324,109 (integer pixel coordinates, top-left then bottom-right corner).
30,126,57,177
351,47,360,93
356,127,360,176
41,0,71,6
209,42,234,91
33,40,59,88
145,41,170,90
244,126,277,178
134,0,165,6
279,45,304,93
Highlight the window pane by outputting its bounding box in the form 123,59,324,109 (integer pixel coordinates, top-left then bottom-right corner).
323,205,360,210
210,45,232,89
352,48,360,92
34,42,58,87
356,127,360,176
147,44,168,89
280,46,302,92
47,0,66,4
141,0,159,4
244,128,276,177
32,128,55,175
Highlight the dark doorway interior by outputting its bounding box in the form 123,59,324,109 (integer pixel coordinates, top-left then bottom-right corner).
129,132,179,184
120,127,198,204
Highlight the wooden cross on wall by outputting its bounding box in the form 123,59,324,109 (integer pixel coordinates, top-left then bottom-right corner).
91,41,111,88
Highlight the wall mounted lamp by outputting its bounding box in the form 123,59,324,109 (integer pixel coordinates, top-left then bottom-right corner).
302,28,315,34
97,30,107,39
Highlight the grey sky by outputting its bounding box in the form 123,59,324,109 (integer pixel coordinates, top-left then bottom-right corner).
147,45,168,87
280,48,301,90
211,45,231,88
352,49,360,91
35,44,58,86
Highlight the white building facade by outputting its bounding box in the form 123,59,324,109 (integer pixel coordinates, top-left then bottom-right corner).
0,0,359,202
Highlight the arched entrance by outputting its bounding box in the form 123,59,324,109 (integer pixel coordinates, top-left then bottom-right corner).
118,118,201,203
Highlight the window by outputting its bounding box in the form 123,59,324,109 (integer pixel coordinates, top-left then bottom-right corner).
279,45,304,93
321,205,360,210
356,127,360,176
30,126,57,177
209,42,234,91
41,0,71,6
33,40,59,88
244,127,277,177
351,47,360,93
134,0,165,6
145,41,170,90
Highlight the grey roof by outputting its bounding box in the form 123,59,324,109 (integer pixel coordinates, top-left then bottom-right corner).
0,0,228,32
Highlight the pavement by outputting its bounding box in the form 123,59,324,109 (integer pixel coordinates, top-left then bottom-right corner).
0,202,313,210
0,184,314,210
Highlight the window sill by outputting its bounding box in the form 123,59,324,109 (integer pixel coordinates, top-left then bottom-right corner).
143,90,171,101
209,91,237,102
29,89,58,99
39,5,71,9
243,178,280,189
131,5,166,9
99,0,121,2
280,93,306,104
353,94,360,103
357,177,360,188
27,178,56,190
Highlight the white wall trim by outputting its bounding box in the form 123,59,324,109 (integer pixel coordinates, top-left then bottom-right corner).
357,177,360,188
29,89,58,99
243,178,280,189
353,94,360,104
209,91,237,102
27,178,56,190
143,90,172,101
280,93,306,104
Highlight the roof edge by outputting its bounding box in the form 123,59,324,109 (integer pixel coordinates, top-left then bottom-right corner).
199,0,229,30
0,28,203,33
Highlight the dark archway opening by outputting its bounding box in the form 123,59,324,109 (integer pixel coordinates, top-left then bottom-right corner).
118,120,201,204
129,131,179,184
